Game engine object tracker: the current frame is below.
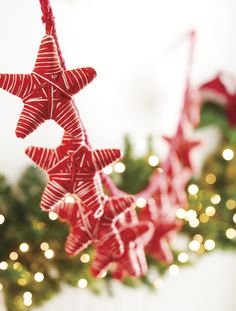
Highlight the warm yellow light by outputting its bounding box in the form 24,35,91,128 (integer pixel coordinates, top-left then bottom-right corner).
226,199,236,210
103,166,113,175
0,284,2,291
0,215,5,225
40,242,49,251
168,265,179,276
226,228,236,239
78,278,88,288
188,184,199,195
193,234,203,243
65,194,76,203
36,222,45,230
80,254,90,263
153,278,163,289
189,240,200,251
136,197,147,208
148,155,160,167
18,278,27,286
23,299,32,307
199,213,209,223
44,249,54,259
13,262,22,270
205,173,216,185
10,252,18,261
0,261,8,270
205,206,216,217
233,214,236,223
23,292,32,301
176,208,186,219
210,194,221,204
185,209,197,221
204,239,215,251
49,211,58,221
114,162,126,173
178,252,189,263
189,218,200,228
222,148,234,161
34,272,44,282
19,243,29,253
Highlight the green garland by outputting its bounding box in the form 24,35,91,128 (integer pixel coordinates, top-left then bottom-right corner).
0,101,236,311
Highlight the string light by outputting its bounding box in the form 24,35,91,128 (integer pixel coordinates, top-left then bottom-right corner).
205,206,216,217
193,234,203,243
114,162,126,173
189,240,200,251
199,213,209,223
40,242,49,251
9,252,18,261
18,278,27,286
189,218,200,228
204,239,215,251
205,173,216,185
0,214,5,225
176,208,186,219
0,261,8,270
136,197,147,208
178,252,189,263
13,262,22,270
78,278,88,288
36,222,45,230
210,194,221,204
23,292,32,307
148,155,160,167
23,292,32,301
226,199,236,210
103,166,113,175
34,272,44,282
80,254,90,263
44,249,54,259
226,228,236,239
186,210,197,221
0,284,2,291
233,214,236,223
222,148,234,161
188,184,199,195
168,265,179,276
19,243,29,253
48,211,58,221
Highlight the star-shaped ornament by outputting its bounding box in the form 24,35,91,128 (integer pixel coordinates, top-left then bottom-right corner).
163,127,200,169
0,35,96,138
91,209,154,279
26,135,121,216
55,195,134,257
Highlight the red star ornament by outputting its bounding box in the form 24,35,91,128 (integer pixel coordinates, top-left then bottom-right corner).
0,35,96,138
139,198,181,264
163,129,200,169
55,195,134,257
25,141,121,216
91,209,154,279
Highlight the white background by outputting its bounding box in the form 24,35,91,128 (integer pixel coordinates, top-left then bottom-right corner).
0,0,236,310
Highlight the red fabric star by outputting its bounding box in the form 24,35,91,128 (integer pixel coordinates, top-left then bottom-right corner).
25,139,121,216
55,195,134,257
163,128,200,169
139,198,181,264
91,209,154,279
0,35,96,138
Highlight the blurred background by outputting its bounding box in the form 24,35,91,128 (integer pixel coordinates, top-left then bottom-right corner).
0,0,236,310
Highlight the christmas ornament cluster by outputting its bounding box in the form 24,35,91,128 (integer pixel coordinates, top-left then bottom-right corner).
0,0,209,280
